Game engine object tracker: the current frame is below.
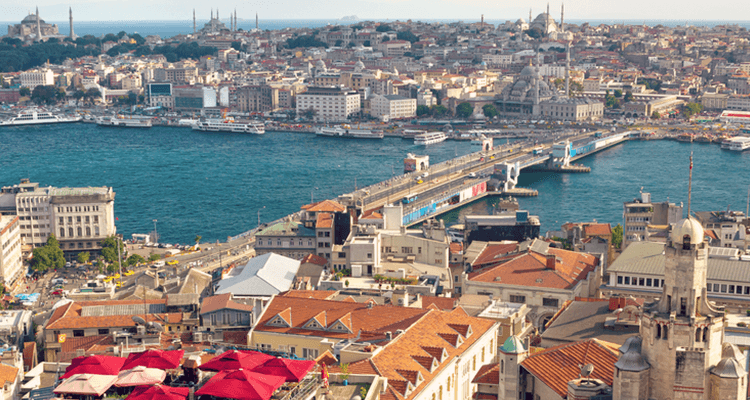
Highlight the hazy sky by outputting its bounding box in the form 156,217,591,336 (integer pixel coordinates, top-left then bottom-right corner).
2,0,749,22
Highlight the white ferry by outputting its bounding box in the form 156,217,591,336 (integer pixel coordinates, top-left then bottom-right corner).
316,125,384,139
96,116,152,128
414,131,447,145
723,136,750,151
0,109,81,126
192,118,265,134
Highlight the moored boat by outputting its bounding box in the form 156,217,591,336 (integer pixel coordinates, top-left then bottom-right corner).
316,125,384,139
0,109,81,126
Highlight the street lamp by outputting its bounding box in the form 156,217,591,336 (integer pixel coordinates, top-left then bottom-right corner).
257,206,265,228
152,219,158,244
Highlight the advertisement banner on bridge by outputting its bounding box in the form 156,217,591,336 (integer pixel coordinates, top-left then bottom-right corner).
472,182,487,197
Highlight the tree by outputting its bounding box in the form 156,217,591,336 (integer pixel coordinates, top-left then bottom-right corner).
431,104,447,116
612,224,624,249
396,30,419,43
148,253,161,262
100,235,124,264
376,24,391,32
623,91,634,103
77,252,90,264
335,40,344,47
482,104,499,118
194,235,202,246
553,78,564,91
682,102,703,118
416,105,430,117
30,234,65,273
613,89,623,98
126,254,145,267
455,102,474,118
231,41,242,51
651,111,661,119
524,27,543,39
31,85,59,105
19,87,30,97
570,81,583,96
302,107,317,120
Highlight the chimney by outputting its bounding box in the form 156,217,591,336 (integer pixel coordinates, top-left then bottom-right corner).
546,254,556,270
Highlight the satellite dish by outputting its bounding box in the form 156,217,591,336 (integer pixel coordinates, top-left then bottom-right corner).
581,363,595,378
132,316,147,325
152,322,164,333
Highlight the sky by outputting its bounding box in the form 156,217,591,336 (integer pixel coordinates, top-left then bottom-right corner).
2,0,749,22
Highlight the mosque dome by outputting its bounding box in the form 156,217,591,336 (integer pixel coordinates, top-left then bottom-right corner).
515,18,526,25
354,60,365,71
670,217,704,246
22,14,44,24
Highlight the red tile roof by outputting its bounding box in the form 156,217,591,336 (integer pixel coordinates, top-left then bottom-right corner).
316,212,334,229
22,342,36,371
301,254,329,266
520,339,619,398
472,363,499,384
46,299,186,330
472,243,519,268
200,293,254,315
421,297,456,311
301,200,346,213
0,363,18,387
584,223,612,237
281,290,336,300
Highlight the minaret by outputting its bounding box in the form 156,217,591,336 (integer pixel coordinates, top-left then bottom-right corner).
217,9,219,21
545,3,549,34
565,43,570,97
36,6,42,40
211,9,213,20
560,3,564,32
69,7,75,39
193,9,196,34
529,8,532,24
256,13,258,30
481,14,484,25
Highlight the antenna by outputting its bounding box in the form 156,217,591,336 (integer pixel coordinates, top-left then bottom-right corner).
687,152,693,217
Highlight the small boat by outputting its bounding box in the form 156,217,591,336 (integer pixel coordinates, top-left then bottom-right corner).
192,118,265,134
316,125,384,139
0,109,81,126
96,115,152,128
675,133,693,142
414,131,447,145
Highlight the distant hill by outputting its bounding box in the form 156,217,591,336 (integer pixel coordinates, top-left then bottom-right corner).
339,15,359,22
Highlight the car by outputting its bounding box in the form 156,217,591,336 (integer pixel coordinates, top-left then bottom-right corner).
124,270,135,276
415,179,424,184
103,276,114,283
468,172,477,178
65,262,72,268
50,290,63,296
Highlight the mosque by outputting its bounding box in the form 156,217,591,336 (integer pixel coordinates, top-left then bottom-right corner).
6,7,61,40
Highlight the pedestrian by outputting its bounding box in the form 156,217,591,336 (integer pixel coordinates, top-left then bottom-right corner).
321,363,329,388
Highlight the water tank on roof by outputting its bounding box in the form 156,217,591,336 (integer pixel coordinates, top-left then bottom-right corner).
516,210,529,223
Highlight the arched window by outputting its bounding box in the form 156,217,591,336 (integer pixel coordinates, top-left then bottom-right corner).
77,227,82,237
663,325,669,340
86,227,91,236
500,360,504,374
656,324,661,339
703,327,708,342
447,377,451,391
68,227,74,237
695,328,701,342
683,235,691,250
95,226,100,236
438,386,443,400
59,228,65,237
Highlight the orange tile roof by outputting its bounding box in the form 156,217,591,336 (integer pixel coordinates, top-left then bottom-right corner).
0,363,18,387
301,200,346,213
281,290,336,300
584,223,612,237
369,309,496,400
301,253,328,266
360,211,383,220
472,363,499,384
200,293,254,315
421,296,456,311
22,342,36,370
316,212,334,229
254,296,428,340
472,243,519,268
520,339,619,398
45,300,186,330
468,247,598,290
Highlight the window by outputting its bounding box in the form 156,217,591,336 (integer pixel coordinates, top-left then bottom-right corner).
730,285,735,294
73,330,84,337
259,344,272,350
639,278,645,286
617,276,623,284
472,355,476,371
714,283,720,292
490,339,493,353
302,348,319,359
98,329,109,335
624,277,630,285
418,247,422,254
509,295,525,303
481,348,485,362
646,278,652,287
721,284,728,293
447,377,451,391
401,247,413,254
367,253,372,259
542,298,559,308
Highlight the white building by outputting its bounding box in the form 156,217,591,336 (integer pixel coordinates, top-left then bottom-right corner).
121,74,142,92
19,69,54,89
296,86,360,122
0,180,116,260
0,216,23,290
370,94,417,120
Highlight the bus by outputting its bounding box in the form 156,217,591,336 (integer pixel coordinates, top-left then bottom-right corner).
402,195,418,204
532,146,544,155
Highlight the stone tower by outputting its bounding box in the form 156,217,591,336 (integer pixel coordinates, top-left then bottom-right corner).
498,336,527,400
69,7,75,39
193,9,196,34
613,215,747,399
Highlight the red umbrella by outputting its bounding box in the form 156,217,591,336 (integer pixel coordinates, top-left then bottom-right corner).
198,350,275,372
252,357,316,382
61,355,127,379
125,384,189,400
195,369,286,400
121,349,185,371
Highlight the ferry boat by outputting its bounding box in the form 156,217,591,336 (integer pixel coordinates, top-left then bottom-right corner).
414,131,447,145
723,136,750,151
192,118,265,134
0,109,81,126
316,125,384,139
96,116,152,128
401,129,424,140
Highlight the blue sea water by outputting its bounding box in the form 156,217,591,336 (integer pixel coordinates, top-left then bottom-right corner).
1,125,749,244
2,19,749,39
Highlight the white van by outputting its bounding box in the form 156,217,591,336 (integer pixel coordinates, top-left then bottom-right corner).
153,260,165,268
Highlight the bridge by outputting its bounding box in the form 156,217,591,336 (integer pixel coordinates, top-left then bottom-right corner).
338,130,632,227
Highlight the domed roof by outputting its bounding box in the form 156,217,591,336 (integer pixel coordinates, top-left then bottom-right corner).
670,217,704,245
22,14,44,24
722,342,744,360
500,335,526,354
515,18,526,24
711,357,746,378
520,65,536,76
618,336,642,354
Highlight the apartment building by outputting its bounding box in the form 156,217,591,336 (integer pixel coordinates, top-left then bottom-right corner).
0,216,23,290
0,180,116,259
296,86,360,122
622,190,682,247
370,94,417,120
19,69,54,89
237,85,279,112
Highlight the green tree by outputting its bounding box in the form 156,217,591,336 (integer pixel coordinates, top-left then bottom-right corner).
30,235,65,273
194,235,202,246
396,30,419,43
126,254,145,267
482,104,499,118
623,91,634,103
552,78,564,91
19,87,30,97
455,102,474,118
431,104,448,116
31,85,59,105
612,224,624,249
376,24,391,32
613,89,623,98
302,107,317,120
651,111,661,119
416,105,430,117
77,252,90,264
100,235,124,264
682,102,703,118
570,81,583,96
148,253,161,262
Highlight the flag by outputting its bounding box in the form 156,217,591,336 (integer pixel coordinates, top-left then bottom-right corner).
116,217,119,220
